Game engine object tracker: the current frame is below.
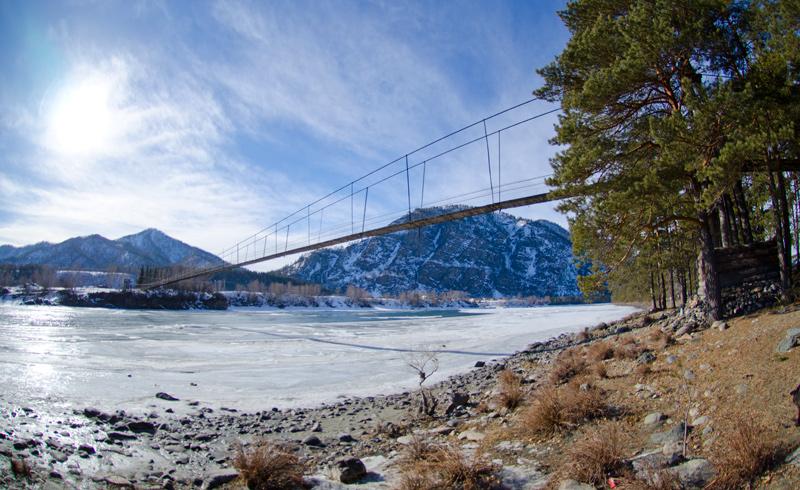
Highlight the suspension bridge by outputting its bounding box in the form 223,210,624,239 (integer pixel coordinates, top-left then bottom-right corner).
142,100,563,289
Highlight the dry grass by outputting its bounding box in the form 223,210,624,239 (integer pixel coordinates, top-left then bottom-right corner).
576,328,590,342
395,444,504,490
592,361,608,379
10,458,32,480
549,347,586,385
562,424,627,487
614,339,646,360
706,418,786,489
232,440,307,490
647,329,675,349
521,382,607,437
587,341,615,363
496,369,526,410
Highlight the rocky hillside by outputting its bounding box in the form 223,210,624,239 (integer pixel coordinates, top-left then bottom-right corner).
279,206,581,298
0,228,221,270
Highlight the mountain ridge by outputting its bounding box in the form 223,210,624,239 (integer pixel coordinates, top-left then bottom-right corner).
278,206,581,298
0,229,220,269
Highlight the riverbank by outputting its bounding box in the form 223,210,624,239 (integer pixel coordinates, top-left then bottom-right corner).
3,298,799,490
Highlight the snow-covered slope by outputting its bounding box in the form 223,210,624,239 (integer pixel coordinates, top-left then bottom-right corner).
278,206,581,298
0,229,220,269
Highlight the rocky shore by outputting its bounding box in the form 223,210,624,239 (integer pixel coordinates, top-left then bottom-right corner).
2,293,800,489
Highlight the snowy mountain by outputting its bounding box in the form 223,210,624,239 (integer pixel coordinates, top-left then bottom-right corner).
0,229,221,269
278,206,581,298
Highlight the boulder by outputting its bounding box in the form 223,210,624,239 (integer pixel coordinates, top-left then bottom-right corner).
776,328,800,352
637,351,656,365
203,470,239,490
445,393,470,414
331,457,367,484
671,458,714,489
643,412,665,426
155,392,180,401
650,422,688,446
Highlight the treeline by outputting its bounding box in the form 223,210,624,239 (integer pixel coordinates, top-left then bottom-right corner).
538,0,800,319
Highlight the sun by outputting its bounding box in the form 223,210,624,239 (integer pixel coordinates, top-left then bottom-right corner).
48,78,113,155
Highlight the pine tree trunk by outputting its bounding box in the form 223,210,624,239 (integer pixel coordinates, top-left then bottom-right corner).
734,179,754,244
768,169,792,301
719,196,732,248
697,208,723,321
650,270,657,311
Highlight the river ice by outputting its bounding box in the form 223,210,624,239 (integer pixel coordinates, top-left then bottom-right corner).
0,303,639,414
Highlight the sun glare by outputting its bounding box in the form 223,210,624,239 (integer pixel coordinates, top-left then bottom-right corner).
48,78,113,155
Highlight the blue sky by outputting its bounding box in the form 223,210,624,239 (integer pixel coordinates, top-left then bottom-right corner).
0,0,570,268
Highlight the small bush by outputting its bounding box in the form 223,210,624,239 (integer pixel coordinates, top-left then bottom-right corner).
233,440,307,490
587,341,614,363
615,340,646,360
10,458,32,479
563,424,626,486
549,347,586,385
707,419,785,489
496,369,526,410
593,361,608,379
396,444,504,490
522,382,607,437
634,363,652,379
576,328,590,342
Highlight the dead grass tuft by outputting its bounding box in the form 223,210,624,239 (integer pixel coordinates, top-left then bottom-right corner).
396,444,504,490
10,458,32,480
587,341,615,363
496,369,526,410
549,347,586,385
576,328,590,342
707,418,786,489
562,424,627,487
233,440,307,490
521,382,608,437
593,362,608,379
615,340,647,360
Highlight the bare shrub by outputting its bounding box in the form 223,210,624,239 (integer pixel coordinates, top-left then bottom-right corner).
615,340,646,360
10,458,32,480
496,369,526,410
522,382,607,437
549,347,586,385
593,362,608,379
233,440,307,490
707,419,785,489
587,341,614,363
403,344,441,416
396,444,504,490
634,363,652,379
576,328,590,342
563,424,626,487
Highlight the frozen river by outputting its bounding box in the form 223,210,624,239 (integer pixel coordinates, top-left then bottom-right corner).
0,303,638,414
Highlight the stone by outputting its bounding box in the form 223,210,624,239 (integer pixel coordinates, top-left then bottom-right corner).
558,479,597,490
336,433,355,443
637,351,656,365
691,416,710,426
711,320,727,331
474,361,486,368
302,435,322,446
458,430,486,441
666,355,677,364
671,458,714,488
735,384,748,394
396,435,417,445
203,470,239,490
643,412,665,426
650,422,688,446
331,457,367,484
128,421,157,432
445,393,470,414
786,446,800,468
155,392,180,401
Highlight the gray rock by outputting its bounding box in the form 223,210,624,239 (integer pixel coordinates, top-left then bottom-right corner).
650,422,688,446
155,392,180,401
202,470,239,490
302,435,322,446
637,351,656,365
671,458,714,488
558,479,597,490
666,355,677,364
643,412,665,426
445,393,470,414
786,446,800,468
336,433,355,443
331,457,367,484
735,384,748,394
